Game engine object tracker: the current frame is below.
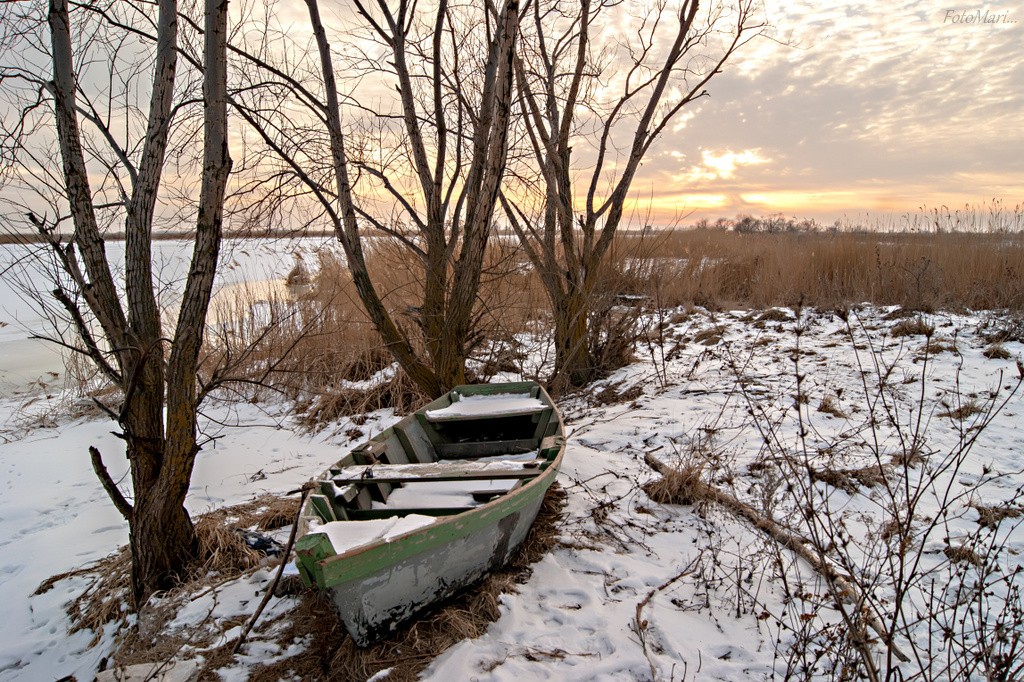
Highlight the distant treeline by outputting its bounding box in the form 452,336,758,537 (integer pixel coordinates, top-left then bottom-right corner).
693,200,1024,234
4,200,1022,245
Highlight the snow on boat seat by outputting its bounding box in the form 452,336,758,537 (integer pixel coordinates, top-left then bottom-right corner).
372,479,519,511
423,392,547,422
331,458,548,485
420,391,554,458
308,514,437,555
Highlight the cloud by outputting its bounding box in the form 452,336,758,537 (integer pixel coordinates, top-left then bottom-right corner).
267,0,1020,224
631,0,1024,221
676,149,770,183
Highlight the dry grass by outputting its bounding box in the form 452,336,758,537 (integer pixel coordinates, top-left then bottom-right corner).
810,464,888,494
620,229,1024,312
984,343,1012,360
889,443,928,468
199,265,390,408
920,337,959,356
938,399,985,420
81,486,565,680
198,236,550,427
194,228,1024,418
974,503,1023,529
194,519,261,574
643,456,710,507
294,369,426,431
891,317,935,338
33,547,133,646
589,381,644,407
692,324,726,346
37,495,301,648
944,544,984,567
756,308,794,323
817,394,847,418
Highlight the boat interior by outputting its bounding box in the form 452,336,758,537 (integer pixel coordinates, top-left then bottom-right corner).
306,383,563,523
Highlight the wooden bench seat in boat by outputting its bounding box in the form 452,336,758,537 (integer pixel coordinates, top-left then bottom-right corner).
338,484,526,520
330,458,548,485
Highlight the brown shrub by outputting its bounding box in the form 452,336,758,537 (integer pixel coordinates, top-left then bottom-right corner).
891,317,935,338
643,458,709,506
974,503,1023,529
983,343,1012,360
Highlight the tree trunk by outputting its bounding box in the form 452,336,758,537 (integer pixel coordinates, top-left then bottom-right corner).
129,480,197,605
552,287,593,388
304,0,444,399
432,329,468,390
119,354,200,607
46,0,128,354
46,0,229,607
297,0,519,399
511,0,759,390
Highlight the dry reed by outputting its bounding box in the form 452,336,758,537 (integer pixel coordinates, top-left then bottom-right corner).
199,236,550,428
198,227,1024,424
627,229,1024,312
37,494,301,649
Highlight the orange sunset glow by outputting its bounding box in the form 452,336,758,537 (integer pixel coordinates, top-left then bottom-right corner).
598,1,1024,224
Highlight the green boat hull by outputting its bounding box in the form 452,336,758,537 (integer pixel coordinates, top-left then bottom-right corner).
294,382,564,646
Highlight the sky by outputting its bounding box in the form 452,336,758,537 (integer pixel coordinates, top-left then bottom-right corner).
3,1,1019,232
634,1,1023,225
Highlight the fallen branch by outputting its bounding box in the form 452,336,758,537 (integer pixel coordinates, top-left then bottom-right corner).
633,557,699,680
232,481,315,655
643,453,909,664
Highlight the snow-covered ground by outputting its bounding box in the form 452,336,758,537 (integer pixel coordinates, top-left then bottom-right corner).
1,304,1022,681
428,308,1024,680
0,396,366,680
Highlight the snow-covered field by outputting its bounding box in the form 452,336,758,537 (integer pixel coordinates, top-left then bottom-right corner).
1,238,1022,681
0,399,349,680
429,308,1024,680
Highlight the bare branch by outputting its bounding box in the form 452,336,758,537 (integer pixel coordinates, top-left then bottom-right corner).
90,446,133,521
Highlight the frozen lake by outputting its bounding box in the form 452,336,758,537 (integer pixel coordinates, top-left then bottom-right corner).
0,236,339,396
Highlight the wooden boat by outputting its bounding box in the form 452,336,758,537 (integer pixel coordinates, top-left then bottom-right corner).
293,381,564,646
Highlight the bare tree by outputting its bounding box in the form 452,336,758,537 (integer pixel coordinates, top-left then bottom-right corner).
231,0,522,397
0,0,231,606
503,0,764,387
